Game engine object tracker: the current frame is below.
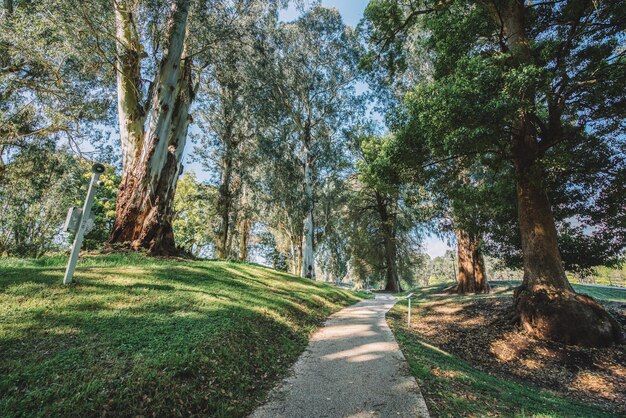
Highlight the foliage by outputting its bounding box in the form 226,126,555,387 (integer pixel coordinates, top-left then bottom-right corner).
172,172,218,257
0,143,116,256
0,0,112,166
251,5,363,274
343,134,425,289
364,0,626,272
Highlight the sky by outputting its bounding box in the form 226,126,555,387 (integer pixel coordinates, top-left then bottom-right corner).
279,0,370,26
187,0,454,258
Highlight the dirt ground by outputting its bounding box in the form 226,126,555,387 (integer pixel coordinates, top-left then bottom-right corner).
411,285,626,415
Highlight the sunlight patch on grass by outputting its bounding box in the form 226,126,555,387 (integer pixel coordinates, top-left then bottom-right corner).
387,301,617,418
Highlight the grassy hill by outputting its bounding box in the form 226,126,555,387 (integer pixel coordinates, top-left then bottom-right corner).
0,254,364,417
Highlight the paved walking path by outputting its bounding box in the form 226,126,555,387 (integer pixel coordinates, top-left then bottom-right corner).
251,294,430,418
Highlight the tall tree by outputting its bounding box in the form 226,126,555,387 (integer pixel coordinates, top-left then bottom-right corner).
107,0,195,255
192,0,285,260
258,6,361,278
365,0,625,346
172,171,217,257
195,18,258,259
346,134,423,292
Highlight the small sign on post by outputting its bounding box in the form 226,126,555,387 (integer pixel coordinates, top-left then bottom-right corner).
407,293,415,327
63,163,105,285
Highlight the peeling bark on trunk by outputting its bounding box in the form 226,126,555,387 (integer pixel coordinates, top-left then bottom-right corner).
490,0,622,346
109,0,193,256
301,121,315,279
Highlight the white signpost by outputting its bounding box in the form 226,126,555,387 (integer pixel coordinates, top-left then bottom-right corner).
63,163,105,285
407,293,415,327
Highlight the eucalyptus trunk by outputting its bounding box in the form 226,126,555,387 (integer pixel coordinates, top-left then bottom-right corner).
491,0,621,346
301,122,315,279
239,218,250,262
238,185,251,262
109,0,193,255
297,240,304,277
226,186,239,258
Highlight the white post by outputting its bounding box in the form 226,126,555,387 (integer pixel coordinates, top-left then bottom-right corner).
63,163,105,285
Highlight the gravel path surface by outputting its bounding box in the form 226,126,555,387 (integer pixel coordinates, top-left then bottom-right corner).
251,294,429,418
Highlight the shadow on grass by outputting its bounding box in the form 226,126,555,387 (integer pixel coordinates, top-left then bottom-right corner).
388,294,624,417
0,257,362,418
391,324,616,418
1,304,305,417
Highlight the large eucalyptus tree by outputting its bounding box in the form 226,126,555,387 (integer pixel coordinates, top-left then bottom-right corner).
258,6,361,278
106,0,195,255
96,0,283,255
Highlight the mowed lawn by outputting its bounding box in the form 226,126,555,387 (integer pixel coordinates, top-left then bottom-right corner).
0,254,363,417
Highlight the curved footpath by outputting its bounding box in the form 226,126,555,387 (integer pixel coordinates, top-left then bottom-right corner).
251,294,430,418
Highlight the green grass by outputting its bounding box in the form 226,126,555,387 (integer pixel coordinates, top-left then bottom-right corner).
412,280,626,303
571,283,626,303
488,280,626,303
0,254,363,417
387,302,618,418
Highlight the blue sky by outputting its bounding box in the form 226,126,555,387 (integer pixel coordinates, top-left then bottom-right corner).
280,0,370,26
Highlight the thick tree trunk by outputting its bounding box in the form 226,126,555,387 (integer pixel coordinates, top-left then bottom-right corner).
455,229,476,293
109,0,192,255
377,193,401,293
454,229,490,294
382,233,401,292
301,123,315,279
239,218,250,262
473,244,489,294
491,0,622,346
513,157,622,346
